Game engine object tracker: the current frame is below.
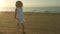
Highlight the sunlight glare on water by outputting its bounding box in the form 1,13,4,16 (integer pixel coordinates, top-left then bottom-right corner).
0,0,4,7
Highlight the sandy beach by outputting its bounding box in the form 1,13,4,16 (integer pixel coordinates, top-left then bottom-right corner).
0,12,60,34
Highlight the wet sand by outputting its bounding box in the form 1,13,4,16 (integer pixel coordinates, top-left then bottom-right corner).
0,12,60,34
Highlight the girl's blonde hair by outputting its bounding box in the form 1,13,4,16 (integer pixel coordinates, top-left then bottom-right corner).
16,1,23,7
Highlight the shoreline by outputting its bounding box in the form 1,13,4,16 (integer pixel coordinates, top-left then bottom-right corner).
0,11,60,15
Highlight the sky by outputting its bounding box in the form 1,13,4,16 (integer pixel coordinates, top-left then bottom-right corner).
0,0,60,8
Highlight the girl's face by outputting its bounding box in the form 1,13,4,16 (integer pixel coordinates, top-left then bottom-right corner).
16,1,23,7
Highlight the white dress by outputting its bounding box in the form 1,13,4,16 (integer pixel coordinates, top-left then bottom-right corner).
16,8,24,24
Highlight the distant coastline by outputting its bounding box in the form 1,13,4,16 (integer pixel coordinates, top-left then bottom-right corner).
0,7,60,13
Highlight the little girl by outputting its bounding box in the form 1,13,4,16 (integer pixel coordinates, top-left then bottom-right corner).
15,1,25,34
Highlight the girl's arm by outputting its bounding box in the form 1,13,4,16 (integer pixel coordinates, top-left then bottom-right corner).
15,8,17,19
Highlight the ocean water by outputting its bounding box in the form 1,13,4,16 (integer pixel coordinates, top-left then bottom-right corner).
0,7,60,13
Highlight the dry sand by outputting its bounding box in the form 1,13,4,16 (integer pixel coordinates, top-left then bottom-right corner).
0,12,60,34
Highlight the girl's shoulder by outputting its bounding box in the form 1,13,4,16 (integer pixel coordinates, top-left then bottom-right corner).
16,7,23,12
16,7,23,8
16,7,23,10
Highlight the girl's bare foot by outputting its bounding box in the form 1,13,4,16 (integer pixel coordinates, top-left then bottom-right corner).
22,32,26,34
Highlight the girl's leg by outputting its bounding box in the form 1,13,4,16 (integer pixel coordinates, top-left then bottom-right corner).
21,23,25,34
17,23,20,34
